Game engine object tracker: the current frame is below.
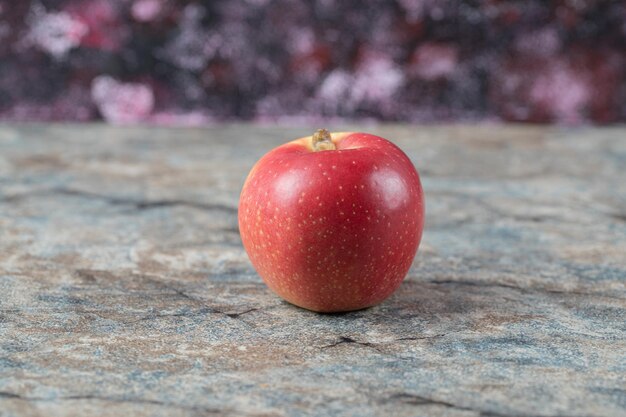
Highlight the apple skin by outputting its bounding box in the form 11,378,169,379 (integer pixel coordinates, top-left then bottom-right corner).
238,131,424,313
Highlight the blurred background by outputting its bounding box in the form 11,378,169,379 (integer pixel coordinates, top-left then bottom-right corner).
0,0,624,125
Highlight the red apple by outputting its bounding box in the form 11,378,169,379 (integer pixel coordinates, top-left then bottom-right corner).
238,130,425,312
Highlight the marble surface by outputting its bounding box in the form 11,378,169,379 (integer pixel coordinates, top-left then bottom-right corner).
0,124,625,417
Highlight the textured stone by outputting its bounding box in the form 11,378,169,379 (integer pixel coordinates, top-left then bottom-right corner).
0,124,625,417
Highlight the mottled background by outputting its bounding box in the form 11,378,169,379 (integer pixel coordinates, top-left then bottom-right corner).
0,0,625,125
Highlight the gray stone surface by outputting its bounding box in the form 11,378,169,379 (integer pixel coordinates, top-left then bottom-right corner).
0,124,625,417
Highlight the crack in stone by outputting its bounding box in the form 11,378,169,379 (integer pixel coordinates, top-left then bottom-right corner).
321,336,383,352
0,392,224,413
73,269,257,326
4,187,237,214
133,279,258,327
57,188,237,214
427,279,626,300
428,279,524,291
60,395,190,407
387,393,471,408
386,393,564,417
74,269,118,283
610,213,626,222
395,334,447,341
125,308,212,324
225,308,259,318
126,307,259,324
219,226,241,234
542,288,626,301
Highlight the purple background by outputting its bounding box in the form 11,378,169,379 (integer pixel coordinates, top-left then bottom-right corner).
0,0,625,125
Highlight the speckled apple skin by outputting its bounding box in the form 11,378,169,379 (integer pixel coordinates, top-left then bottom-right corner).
238,132,424,312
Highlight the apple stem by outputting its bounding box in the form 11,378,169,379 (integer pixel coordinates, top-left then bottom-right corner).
311,129,336,151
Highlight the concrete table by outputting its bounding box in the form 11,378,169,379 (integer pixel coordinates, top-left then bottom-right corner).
1,124,625,417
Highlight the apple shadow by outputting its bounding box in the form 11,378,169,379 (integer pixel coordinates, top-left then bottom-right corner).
289,279,536,342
